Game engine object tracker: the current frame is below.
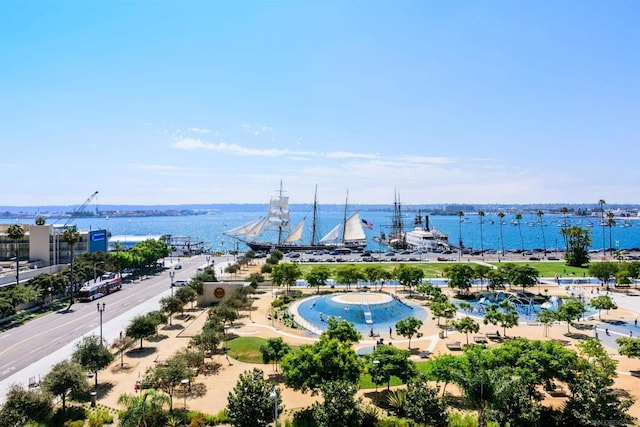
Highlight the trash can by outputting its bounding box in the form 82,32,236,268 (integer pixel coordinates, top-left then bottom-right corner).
438,331,445,339
90,391,97,407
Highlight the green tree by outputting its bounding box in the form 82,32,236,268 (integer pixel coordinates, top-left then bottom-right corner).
473,264,491,291
426,354,466,396
117,389,171,427
322,317,362,343
536,210,546,256
305,265,330,294
598,199,606,256
404,375,448,427
260,337,292,372
363,265,385,289
454,316,480,345
563,338,633,426
42,360,88,414
6,224,25,286
312,380,362,427
271,262,301,294
486,269,507,291
562,225,592,267
606,211,616,256
143,355,194,410
515,213,525,252
483,301,519,337
281,338,362,394
160,296,184,325
72,335,115,389
536,309,556,337
589,262,619,289
368,344,417,390
393,263,424,296
227,368,283,427
174,285,197,309
457,210,465,258
478,210,485,256
395,316,424,350
334,264,364,291
498,211,506,256
616,337,640,358
555,299,586,332
589,295,617,320
0,384,53,427
504,264,539,292
430,300,457,326
445,263,475,295
126,315,158,349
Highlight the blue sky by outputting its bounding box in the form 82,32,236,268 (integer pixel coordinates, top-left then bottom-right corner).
1,1,638,206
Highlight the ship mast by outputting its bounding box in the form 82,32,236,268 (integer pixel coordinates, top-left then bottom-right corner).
341,190,349,243
310,185,318,245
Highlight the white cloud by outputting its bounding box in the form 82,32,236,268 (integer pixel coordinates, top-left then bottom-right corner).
190,127,212,134
171,138,217,150
128,163,181,171
242,124,274,136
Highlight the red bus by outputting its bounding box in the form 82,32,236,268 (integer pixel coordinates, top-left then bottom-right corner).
78,275,122,302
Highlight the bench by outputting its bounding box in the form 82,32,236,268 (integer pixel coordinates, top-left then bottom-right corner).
446,341,462,351
419,350,432,359
486,332,501,340
473,335,489,344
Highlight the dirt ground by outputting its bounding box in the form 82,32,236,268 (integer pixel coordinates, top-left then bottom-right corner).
96,278,640,423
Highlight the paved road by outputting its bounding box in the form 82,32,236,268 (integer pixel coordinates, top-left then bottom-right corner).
0,254,233,400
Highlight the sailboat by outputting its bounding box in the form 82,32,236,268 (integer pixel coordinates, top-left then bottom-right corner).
224,183,368,253
316,190,368,250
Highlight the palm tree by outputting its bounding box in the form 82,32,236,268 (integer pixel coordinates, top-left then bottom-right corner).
606,211,616,256
537,210,546,257
63,227,81,310
515,213,524,252
7,224,25,286
497,212,505,256
478,211,485,257
560,207,569,251
457,211,464,260
598,199,606,259
118,389,171,427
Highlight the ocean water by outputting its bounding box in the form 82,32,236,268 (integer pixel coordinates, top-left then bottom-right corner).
55,209,640,253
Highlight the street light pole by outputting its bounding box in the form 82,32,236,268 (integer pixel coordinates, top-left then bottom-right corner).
169,271,175,297
269,389,278,426
97,302,106,345
372,360,380,404
181,379,189,409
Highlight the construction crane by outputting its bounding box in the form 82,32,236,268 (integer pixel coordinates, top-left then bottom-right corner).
50,191,99,227
62,191,99,227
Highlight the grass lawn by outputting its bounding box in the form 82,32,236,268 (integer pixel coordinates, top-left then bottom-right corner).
296,261,588,281
225,336,299,364
359,360,431,389
487,261,589,277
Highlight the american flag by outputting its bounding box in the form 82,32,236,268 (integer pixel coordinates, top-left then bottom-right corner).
362,219,374,230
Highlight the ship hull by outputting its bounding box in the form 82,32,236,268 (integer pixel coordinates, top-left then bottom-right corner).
247,241,366,253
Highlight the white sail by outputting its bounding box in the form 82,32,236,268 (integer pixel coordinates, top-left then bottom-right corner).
225,217,266,239
344,212,366,242
267,195,290,228
319,223,341,243
245,218,268,238
284,219,305,243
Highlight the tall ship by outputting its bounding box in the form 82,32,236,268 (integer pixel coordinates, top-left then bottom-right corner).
373,190,408,249
224,183,368,253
